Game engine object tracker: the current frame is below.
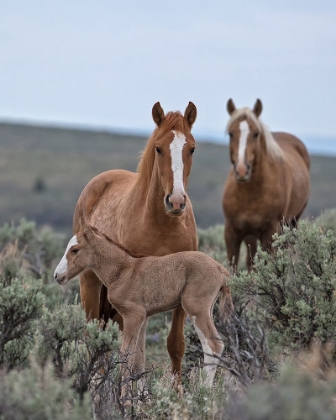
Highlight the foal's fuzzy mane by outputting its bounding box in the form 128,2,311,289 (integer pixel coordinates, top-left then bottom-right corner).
136,111,190,189
90,226,147,259
226,107,283,160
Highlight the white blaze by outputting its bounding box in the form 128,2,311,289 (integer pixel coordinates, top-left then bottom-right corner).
54,235,78,277
170,130,186,196
238,120,249,165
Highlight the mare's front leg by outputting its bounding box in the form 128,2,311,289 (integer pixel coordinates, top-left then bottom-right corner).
244,235,257,271
167,306,186,384
79,269,103,320
225,222,243,271
261,222,281,252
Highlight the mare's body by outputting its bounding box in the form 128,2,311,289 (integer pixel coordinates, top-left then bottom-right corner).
73,102,198,380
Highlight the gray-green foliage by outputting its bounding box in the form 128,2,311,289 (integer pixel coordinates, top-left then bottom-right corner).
316,208,336,234
198,224,227,264
0,218,65,281
0,360,92,420
0,275,44,368
231,221,336,351
224,364,336,420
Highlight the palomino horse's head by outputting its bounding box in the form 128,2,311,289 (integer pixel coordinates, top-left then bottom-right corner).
226,98,264,182
54,227,94,285
150,102,197,216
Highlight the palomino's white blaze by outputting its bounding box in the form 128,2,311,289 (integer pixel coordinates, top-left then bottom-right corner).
54,235,78,277
191,316,220,386
170,130,186,197
238,120,249,166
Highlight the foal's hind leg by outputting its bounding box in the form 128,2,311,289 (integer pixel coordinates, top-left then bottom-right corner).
167,306,186,385
184,302,224,386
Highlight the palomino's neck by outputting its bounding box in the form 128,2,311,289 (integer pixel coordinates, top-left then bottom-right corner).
89,236,133,287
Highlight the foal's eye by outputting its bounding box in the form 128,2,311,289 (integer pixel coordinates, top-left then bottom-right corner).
155,147,162,155
72,248,79,254
190,148,195,155
253,132,259,138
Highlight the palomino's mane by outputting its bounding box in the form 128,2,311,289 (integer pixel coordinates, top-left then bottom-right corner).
90,226,147,259
136,111,190,189
226,107,283,161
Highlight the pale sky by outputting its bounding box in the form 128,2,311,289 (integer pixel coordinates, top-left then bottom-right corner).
1,1,336,150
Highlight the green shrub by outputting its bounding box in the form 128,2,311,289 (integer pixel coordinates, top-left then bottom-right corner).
198,224,227,264
315,208,336,234
224,364,336,420
0,274,44,369
0,360,92,420
231,221,336,351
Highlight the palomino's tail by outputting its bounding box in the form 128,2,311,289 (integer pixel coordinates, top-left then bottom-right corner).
218,269,234,324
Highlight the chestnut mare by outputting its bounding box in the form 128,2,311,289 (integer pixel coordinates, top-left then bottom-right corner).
223,99,310,270
54,224,233,392
73,102,198,381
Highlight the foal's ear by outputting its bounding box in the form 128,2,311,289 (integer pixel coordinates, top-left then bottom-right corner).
152,102,165,127
253,99,263,117
226,98,236,115
184,101,197,129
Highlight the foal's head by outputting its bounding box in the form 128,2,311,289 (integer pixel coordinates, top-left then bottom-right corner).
139,102,197,216
226,99,264,182
54,228,94,285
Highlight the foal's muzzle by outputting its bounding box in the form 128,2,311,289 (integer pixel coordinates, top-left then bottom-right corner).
164,194,186,215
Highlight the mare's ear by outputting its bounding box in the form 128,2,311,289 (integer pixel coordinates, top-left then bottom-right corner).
253,99,263,117
184,102,197,129
227,98,236,115
152,102,165,126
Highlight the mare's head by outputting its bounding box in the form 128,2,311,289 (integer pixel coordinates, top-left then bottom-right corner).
54,227,95,285
138,102,197,216
226,99,283,182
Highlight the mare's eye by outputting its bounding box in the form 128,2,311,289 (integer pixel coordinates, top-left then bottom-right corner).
72,248,79,254
190,148,195,155
155,147,162,155
253,132,259,138
228,132,233,139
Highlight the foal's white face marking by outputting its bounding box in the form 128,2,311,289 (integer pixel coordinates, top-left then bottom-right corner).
54,235,78,278
237,120,249,165
170,130,186,196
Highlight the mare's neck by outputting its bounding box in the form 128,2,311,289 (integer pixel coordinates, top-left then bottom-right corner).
89,236,133,287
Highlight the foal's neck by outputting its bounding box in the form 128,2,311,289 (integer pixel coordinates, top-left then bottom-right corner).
89,235,133,286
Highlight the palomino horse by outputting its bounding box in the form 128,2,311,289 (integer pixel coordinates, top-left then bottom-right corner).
223,99,310,270
54,224,233,392
73,102,198,381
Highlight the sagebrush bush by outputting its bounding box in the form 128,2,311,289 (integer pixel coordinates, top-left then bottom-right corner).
316,208,336,234
231,221,336,351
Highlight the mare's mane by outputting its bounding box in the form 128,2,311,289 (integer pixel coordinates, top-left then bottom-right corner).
226,107,283,161
89,225,147,259
136,111,190,190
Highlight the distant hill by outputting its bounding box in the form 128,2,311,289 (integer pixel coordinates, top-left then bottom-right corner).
0,122,335,231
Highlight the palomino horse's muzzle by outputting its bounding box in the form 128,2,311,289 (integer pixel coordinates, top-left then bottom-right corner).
234,162,252,182
54,272,67,285
165,194,186,215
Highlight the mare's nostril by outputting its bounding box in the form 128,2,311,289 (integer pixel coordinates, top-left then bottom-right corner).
165,194,173,209
180,202,186,210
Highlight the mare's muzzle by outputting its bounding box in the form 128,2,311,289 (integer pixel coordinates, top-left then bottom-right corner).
165,194,186,215
54,272,67,285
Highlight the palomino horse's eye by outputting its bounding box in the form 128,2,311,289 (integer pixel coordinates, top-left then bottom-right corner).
155,147,162,155
190,148,195,155
253,132,259,138
72,248,79,254
228,132,233,139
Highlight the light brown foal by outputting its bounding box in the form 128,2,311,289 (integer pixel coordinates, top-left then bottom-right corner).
54,225,233,391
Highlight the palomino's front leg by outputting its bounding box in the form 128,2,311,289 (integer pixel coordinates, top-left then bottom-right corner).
79,269,103,320
224,223,243,271
167,306,186,383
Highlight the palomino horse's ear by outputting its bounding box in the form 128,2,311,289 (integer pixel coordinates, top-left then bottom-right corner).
253,99,263,117
152,102,165,127
184,102,197,129
226,98,236,115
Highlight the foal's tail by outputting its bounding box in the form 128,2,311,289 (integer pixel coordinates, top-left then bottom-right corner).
218,268,234,324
